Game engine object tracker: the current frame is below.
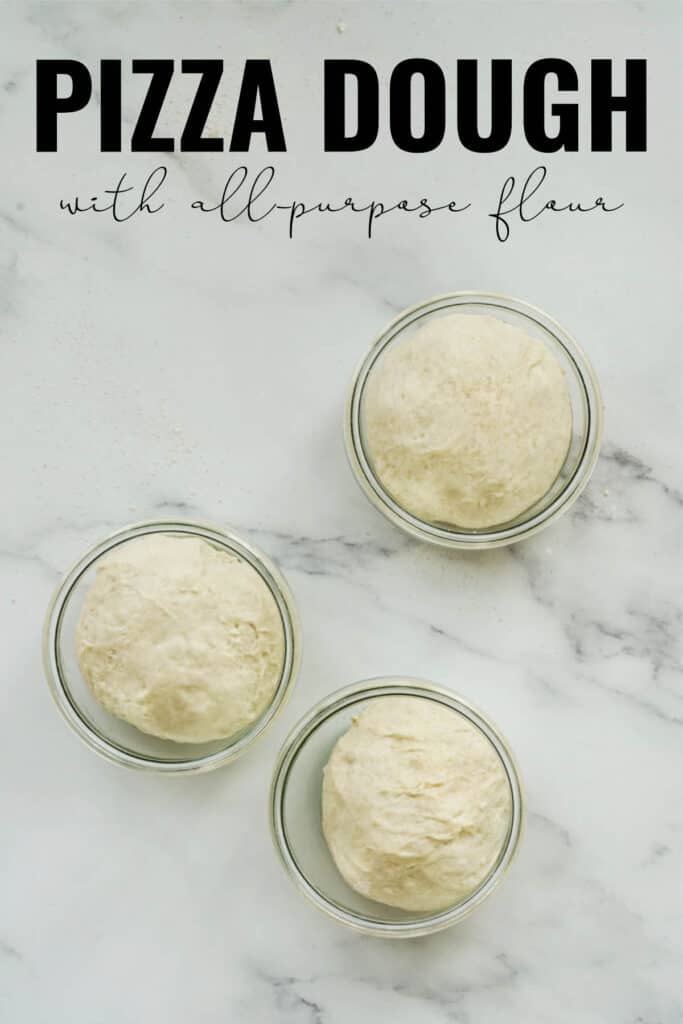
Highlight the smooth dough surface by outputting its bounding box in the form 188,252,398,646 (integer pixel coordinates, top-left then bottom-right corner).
363,313,572,528
76,534,285,743
322,696,512,912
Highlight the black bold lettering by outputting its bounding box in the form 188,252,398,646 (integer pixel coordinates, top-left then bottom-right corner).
131,59,174,152
181,60,224,152
36,59,92,152
323,60,378,152
100,60,122,152
591,59,647,151
457,60,512,153
230,60,286,152
524,59,579,152
389,59,445,153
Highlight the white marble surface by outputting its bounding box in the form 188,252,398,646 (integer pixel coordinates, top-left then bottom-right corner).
2,2,682,1021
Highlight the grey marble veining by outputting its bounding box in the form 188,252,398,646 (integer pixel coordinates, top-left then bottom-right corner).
1,2,681,1022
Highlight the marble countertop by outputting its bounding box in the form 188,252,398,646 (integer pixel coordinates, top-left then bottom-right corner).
2,2,681,1021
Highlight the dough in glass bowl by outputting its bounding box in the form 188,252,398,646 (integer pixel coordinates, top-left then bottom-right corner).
362,313,572,529
322,696,512,912
76,534,284,743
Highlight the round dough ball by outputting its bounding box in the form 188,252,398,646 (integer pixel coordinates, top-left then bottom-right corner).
322,696,511,912
76,534,285,743
362,313,572,529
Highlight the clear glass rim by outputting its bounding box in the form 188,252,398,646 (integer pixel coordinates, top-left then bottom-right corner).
345,291,604,550
42,518,302,774
269,677,524,938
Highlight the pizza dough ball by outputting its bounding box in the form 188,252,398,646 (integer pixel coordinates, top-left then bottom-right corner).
362,313,572,529
76,534,285,743
322,696,511,912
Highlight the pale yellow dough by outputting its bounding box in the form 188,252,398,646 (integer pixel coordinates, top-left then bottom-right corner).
76,534,284,743
322,696,511,912
363,313,572,528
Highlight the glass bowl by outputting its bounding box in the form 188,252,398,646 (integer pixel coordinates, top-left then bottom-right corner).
43,519,301,773
345,291,603,549
269,678,523,938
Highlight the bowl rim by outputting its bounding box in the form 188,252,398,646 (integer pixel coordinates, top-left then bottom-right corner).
42,518,302,774
269,677,524,938
345,290,603,549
